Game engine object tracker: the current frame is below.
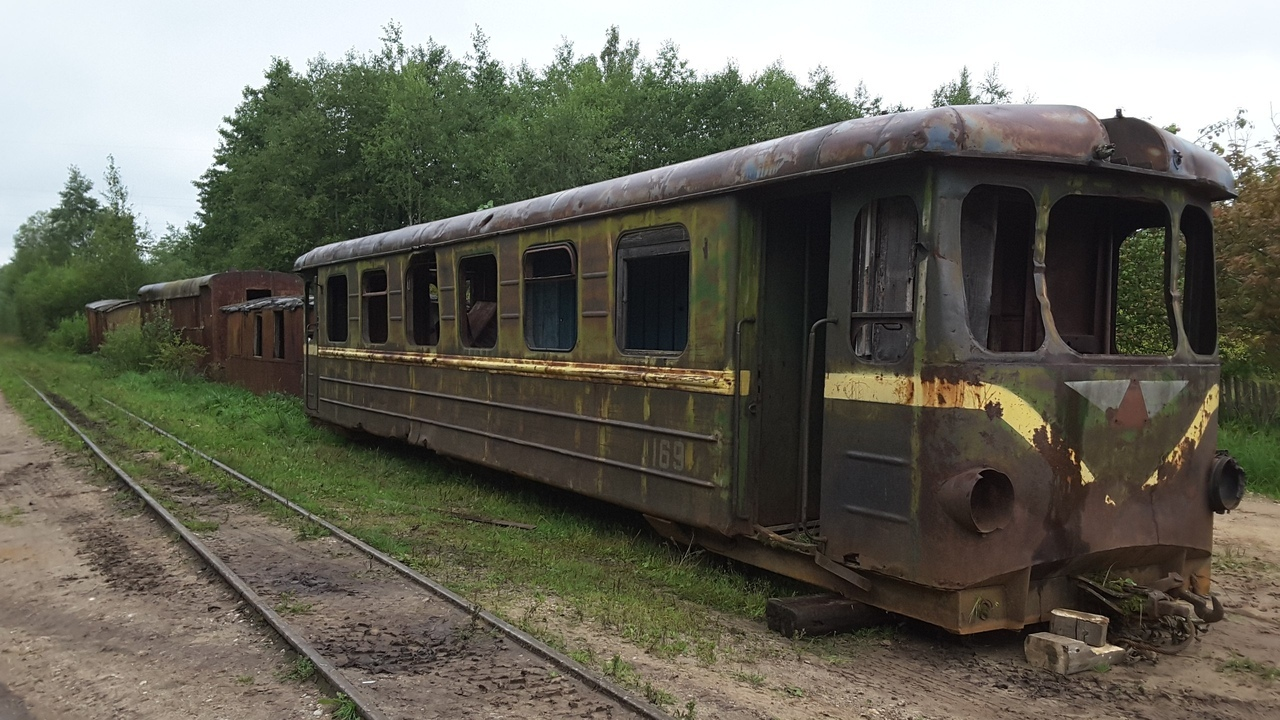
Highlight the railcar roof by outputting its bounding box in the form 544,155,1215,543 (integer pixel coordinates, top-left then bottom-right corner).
220,296,304,313
294,104,1236,271
85,299,137,312
138,274,218,301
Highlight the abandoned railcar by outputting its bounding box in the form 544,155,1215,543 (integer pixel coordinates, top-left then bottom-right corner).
85,298,140,351
137,271,304,373
294,104,1242,634
220,296,305,396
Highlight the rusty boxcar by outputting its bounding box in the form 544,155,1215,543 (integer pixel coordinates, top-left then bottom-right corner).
137,271,304,373
85,298,140,351
293,105,1243,634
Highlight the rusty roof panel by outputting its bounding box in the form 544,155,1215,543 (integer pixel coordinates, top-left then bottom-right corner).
220,296,305,313
295,105,1235,271
85,299,138,312
137,274,218,301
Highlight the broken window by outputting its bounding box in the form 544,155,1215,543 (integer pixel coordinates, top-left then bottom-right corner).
245,288,270,301
1046,196,1172,355
253,314,263,357
326,272,348,343
524,243,577,352
273,310,285,359
851,197,917,363
362,269,389,344
458,254,498,349
961,186,1044,352
406,253,439,347
1180,206,1216,355
616,226,689,354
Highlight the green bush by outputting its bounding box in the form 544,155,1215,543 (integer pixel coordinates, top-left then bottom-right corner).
45,313,91,354
98,312,205,377
98,324,151,372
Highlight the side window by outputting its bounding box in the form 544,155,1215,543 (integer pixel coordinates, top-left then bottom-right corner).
961,186,1044,352
458,254,498,349
406,253,440,346
326,272,348,343
1180,206,1216,355
851,197,918,363
616,226,689,354
362,269,389,344
253,314,263,357
273,310,286,359
524,244,577,352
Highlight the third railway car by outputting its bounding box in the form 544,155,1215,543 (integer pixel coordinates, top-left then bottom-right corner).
294,104,1243,634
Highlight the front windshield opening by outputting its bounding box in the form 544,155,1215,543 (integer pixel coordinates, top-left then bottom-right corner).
1046,196,1173,355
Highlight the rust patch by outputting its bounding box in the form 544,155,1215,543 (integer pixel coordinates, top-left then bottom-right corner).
983,401,1003,421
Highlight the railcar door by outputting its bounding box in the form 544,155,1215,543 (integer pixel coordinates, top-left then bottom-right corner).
750,194,830,529
819,182,923,562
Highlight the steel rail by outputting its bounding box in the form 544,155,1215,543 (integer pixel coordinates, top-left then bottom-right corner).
98,396,672,720
19,380,388,720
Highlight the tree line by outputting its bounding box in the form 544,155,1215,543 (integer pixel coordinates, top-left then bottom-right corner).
0,24,1275,374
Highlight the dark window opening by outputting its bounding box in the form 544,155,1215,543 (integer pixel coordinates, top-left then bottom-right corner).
245,288,271,301
617,226,689,353
273,310,285,359
406,253,440,346
362,269,389,344
524,244,577,351
253,314,263,357
1046,196,1172,355
851,197,918,363
458,254,498,348
326,273,348,343
961,185,1044,352
1180,206,1217,355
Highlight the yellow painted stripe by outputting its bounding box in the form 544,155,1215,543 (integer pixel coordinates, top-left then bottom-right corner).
825,371,1096,484
315,345,737,395
1143,384,1219,489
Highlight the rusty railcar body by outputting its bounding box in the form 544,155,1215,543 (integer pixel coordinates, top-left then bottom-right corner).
220,296,305,396
294,105,1239,634
85,299,140,351
137,271,304,373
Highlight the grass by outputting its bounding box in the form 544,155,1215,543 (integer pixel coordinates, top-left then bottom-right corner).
277,656,316,682
0,342,796,677
274,591,315,616
319,693,361,720
1220,653,1280,681
0,506,25,526
1219,423,1280,499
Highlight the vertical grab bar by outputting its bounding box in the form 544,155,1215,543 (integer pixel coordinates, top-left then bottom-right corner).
732,317,756,518
798,318,836,533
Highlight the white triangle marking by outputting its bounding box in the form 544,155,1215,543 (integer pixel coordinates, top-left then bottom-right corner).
1139,380,1189,418
1066,380,1131,412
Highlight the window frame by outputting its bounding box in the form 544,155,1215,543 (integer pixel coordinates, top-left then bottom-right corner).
405,252,440,348
361,267,390,345
614,225,691,356
457,252,499,349
523,242,578,352
849,196,919,364
325,271,349,344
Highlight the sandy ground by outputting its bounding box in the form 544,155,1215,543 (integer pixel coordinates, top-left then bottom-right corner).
0,392,329,719
1,384,1279,719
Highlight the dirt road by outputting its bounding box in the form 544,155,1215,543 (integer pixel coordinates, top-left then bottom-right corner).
0,393,327,719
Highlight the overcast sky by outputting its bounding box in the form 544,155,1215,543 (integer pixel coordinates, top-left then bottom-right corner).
3,0,1277,264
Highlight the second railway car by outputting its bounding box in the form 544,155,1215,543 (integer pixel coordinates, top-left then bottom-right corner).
294,104,1241,634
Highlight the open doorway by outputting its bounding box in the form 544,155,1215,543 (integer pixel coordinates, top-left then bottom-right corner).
753,194,831,529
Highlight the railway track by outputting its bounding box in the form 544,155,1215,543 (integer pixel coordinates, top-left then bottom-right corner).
24,379,671,720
